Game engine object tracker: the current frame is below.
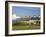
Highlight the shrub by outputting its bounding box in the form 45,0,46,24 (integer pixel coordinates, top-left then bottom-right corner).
31,22,34,25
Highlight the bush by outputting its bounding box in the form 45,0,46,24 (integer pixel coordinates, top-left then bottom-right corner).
31,22,34,25
35,21,40,26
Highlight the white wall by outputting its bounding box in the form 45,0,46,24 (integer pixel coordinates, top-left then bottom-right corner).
0,0,46,37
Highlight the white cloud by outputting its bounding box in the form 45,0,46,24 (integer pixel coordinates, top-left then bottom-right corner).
12,14,21,20
12,14,16,19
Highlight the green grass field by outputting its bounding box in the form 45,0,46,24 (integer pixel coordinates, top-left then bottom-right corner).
12,25,40,30
12,21,40,30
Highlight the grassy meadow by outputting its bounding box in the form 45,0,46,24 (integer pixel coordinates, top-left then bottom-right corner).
12,20,40,30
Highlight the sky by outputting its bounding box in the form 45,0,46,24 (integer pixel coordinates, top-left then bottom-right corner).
12,6,40,16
